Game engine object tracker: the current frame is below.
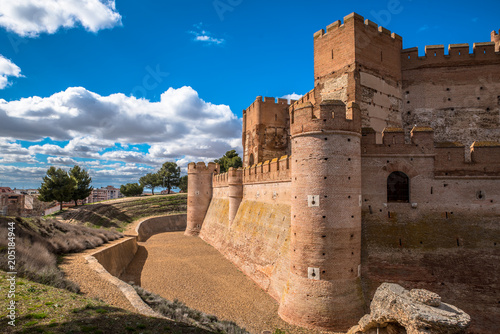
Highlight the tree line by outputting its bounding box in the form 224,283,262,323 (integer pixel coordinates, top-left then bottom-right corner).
123,161,185,196
37,151,243,208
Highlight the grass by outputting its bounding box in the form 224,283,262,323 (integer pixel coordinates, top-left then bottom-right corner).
0,216,122,292
0,271,217,334
134,285,249,334
60,194,187,230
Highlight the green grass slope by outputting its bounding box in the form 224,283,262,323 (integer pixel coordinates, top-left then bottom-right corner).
0,271,217,334
60,194,187,231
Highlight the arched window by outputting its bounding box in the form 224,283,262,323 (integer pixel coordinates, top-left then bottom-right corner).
387,171,409,202
249,153,254,166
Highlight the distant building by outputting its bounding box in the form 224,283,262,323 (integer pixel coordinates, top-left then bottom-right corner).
0,193,33,216
84,185,124,204
0,187,13,193
13,188,40,196
160,189,177,195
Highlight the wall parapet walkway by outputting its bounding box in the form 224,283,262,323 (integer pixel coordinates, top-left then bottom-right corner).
243,155,292,184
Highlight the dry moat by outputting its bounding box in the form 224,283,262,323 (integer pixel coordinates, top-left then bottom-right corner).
120,231,337,334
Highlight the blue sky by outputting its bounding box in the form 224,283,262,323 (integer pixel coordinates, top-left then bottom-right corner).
0,0,499,189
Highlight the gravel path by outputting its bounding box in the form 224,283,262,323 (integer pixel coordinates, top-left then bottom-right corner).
120,231,339,334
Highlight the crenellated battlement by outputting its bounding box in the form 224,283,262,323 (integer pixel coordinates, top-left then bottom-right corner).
313,12,401,42
362,127,500,176
243,155,291,184
188,13,500,333
291,88,316,107
435,141,500,176
362,126,434,155
213,171,229,188
402,42,500,70
290,100,361,136
245,96,292,114
187,161,219,174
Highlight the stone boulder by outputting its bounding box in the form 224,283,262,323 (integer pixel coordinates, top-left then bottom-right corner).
348,283,471,334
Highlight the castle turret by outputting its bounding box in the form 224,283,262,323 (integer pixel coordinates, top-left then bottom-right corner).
278,99,364,331
227,167,243,224
185,162,218,236
492,30,500,52
242,96,291,167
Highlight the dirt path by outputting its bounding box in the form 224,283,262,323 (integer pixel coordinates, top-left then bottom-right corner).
59,238,136,313
120,231,339,334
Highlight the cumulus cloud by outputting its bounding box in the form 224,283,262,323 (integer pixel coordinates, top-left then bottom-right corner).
0,0,122,37
0,86,242,186
0,85,241,147
0,165,48,186
281,93,303,102
0,55,23,89
47,156,76,165
189,23,224,45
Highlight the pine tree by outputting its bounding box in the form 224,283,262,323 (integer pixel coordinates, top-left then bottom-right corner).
69,165,93,206
38,167,76,211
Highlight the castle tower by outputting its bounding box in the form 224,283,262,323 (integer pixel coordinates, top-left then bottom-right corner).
278,99,364,331
185,162,218,236
227,167,243,224
314,13,403,142
492,30,500,52
242,96,291,167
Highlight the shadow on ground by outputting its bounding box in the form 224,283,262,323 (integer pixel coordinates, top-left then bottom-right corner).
120,245,148,286
1,305,214,334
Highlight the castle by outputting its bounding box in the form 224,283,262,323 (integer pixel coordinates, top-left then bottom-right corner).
186,13,500,333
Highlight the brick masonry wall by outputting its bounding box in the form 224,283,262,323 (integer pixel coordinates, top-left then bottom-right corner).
242,97,291,167
199,181,292,302
402,43,500,147
189,12,500,333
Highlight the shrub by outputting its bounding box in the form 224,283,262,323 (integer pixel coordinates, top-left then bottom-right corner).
134,286,249,334
0,217,122,293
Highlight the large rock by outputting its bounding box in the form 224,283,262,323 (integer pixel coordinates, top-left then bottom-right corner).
348,283,471,334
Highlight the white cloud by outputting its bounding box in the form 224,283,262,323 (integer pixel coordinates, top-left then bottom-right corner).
0,0,122,37
0,55,23,89
0,86,243,187
281,93,303,102
189,23,224,45
47,156,76,165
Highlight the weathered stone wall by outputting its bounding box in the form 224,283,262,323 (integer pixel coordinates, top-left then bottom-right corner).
199,180,292,301
401,43,500,147
360,212,500,334
360,136,500,333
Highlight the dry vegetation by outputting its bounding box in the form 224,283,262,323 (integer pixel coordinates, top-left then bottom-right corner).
0,216,122,292
60,194,187,231
134,286,249,334
0,271,221,334
0,195,265,333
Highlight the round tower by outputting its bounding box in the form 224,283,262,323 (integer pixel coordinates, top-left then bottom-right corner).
185,162,218,236
227,167,243,224
278,100,365,331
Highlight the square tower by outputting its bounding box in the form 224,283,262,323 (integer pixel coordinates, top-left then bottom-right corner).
242,96,291,167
